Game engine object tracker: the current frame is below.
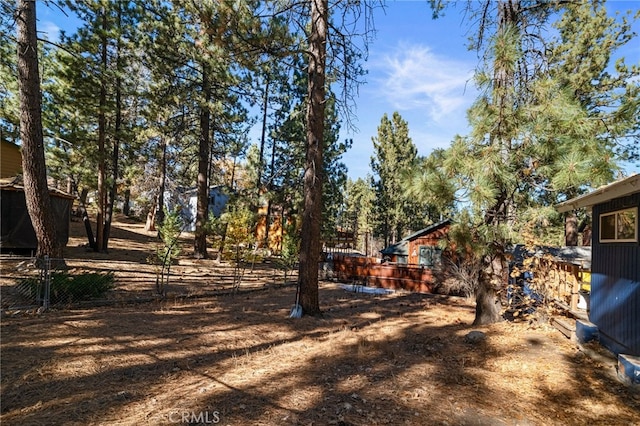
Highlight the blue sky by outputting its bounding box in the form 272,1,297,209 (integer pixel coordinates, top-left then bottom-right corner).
338,1,640,180
339,1,479,179
38,1,640,180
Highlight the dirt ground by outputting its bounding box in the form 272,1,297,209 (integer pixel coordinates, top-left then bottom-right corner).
1,216,639,425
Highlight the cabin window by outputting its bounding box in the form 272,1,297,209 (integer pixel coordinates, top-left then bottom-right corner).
396,255,408,264
418,246,441,267
599,207,638,242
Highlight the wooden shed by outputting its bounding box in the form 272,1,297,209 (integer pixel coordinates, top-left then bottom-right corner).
0,177,74,250
380,219,450,266
556,174,639,357
331,219,452,293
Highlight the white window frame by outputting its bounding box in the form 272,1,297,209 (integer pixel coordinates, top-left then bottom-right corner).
599,207,638,243
418,245,442,267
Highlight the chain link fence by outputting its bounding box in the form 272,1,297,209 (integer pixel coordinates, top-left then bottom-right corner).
1,253,299,313
1,256,115,312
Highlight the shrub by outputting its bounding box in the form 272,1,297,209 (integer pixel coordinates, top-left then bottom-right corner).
17,271,115,304
153,208,184,296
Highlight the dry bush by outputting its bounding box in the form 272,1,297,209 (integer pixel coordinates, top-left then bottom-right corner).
432,255,481,297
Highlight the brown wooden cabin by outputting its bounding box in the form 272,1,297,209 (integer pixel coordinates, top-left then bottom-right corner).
333,219,451,293
380,219,450,265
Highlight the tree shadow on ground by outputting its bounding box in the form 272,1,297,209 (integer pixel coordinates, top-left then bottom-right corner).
1,284,639,425
539,344,639,425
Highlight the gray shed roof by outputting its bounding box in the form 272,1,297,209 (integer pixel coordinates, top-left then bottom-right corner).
510,244,591,269
380,240,408,257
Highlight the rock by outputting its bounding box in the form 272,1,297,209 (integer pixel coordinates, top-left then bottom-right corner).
464,330,486,344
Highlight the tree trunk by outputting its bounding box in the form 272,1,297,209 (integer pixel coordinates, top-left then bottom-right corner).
194,65,211,259
123,187,131,216
102,4,123,251
565,212,578,246
95,7,108,252
265,116,277,249
297,0,328,316
256,78,270,248
16,0,63,260
257,78,269,191
78,188,95,249
473,251,506,325
156,136,168,228
264,199,272,249
216,223,228,262
145,210,156,232
473,282,502,325
471,0,517,325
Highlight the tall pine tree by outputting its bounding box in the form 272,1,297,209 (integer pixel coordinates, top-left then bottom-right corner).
409,0,639,324
370,112,419,247
15,0,62,259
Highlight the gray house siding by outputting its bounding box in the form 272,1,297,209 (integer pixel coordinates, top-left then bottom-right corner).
590,192,640,356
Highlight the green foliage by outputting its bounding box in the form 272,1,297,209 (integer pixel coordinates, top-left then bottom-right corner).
151,207,184,296
221,205,257,260
220,204,257,290
205,212,223,236
404,1,638,325
18,272,115,304
278,222,301,280
548,0,640,164
342,177,375,253
156,208,183,265
410,1,638,251
404,148,456,216
44,1,147,202
371,112,426,244
321,95,352,239
0,28,18,145
254,54,351,246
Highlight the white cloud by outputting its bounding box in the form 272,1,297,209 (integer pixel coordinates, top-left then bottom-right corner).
39,21,60,42
368,43,476,122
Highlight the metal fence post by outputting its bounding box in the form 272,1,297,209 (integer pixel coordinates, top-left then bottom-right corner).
42,255,50,311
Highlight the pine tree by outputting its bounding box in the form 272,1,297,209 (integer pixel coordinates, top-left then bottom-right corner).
343,177,375,256
370,112,419,246
409,0,639,325
321,95,352,242
0,12,19,145
293,0,329,315
268,0,379,315
141,0,271,259
15,0,62,259
49,1,145,251
548,0,640,169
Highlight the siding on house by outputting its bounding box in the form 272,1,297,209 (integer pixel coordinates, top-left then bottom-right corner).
1,141,22,178
169,186,228,232
590,192,640,356
332,255,434,293
255,203,285,254
380,219,450,265
332,220,451,293
405,230,447,265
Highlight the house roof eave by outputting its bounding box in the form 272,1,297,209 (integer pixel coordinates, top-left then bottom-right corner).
555,174,640,213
